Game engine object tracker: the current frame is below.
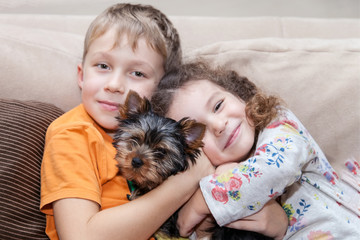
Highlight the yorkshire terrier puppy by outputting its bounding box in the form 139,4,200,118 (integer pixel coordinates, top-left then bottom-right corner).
113,90,205,237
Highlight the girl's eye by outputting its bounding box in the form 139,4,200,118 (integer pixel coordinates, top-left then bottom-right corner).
97,63,110,70
214,99,224,112
131,71,145,78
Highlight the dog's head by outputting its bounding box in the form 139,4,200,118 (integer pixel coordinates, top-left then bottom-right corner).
113,90,205,191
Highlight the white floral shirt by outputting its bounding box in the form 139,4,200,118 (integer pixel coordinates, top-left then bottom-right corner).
200,109,360,239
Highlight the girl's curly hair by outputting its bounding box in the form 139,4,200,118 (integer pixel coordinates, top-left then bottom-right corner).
151,59,282,134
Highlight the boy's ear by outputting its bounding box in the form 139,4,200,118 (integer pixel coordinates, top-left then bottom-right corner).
77,63,84,90
119,90,152,118
179,118,206,151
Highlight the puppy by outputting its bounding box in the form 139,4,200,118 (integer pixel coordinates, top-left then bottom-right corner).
113,90,205,237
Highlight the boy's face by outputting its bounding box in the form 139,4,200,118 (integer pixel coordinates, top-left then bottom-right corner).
168,80,255,166
78,28,165,131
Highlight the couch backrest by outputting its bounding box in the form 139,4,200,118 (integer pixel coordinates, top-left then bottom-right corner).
0,14,359,169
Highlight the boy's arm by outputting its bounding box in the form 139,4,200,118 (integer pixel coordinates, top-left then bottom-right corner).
53,151,214,240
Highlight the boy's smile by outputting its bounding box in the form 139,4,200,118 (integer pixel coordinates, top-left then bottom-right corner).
168,79,255,166
98,100,120,112
77,28,165,132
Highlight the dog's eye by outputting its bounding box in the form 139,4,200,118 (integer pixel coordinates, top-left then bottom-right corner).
155,148,167,158
131,136,141,144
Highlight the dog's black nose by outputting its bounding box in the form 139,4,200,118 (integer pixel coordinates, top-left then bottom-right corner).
132,157,143,168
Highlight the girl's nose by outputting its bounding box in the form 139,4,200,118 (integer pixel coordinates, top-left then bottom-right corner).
212,117,227,137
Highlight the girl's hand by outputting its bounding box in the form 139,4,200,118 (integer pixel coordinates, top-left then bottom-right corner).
177,188,210,237
225,199,288,240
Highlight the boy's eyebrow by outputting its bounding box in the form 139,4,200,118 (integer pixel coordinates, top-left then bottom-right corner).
91,52,113,60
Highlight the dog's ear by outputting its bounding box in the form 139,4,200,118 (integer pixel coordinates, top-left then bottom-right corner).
179,118,206,160
119,90,152,118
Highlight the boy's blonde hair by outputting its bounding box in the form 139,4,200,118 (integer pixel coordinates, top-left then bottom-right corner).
83,3,182,72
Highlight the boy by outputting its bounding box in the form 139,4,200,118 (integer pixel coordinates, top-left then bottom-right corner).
40,3,213,240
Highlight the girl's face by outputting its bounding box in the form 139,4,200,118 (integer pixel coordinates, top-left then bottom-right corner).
168,80,255,166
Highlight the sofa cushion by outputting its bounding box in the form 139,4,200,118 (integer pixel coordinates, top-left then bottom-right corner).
0,99,64,239
186,38,360,171
0,23,83,112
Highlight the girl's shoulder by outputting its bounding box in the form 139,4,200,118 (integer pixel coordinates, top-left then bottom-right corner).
266,107,303,131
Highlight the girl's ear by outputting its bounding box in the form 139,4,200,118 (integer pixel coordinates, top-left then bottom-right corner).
77,63,84,89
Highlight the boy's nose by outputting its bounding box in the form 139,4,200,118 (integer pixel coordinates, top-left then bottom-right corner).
106,75,126,93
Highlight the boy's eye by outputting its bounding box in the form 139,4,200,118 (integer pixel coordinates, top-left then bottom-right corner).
131,71,145,78
214,100,224,112
97,63,110,70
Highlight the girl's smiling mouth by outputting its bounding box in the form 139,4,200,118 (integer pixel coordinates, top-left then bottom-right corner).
224,123,241,149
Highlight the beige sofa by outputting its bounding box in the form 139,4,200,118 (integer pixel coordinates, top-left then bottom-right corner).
0,13,359,239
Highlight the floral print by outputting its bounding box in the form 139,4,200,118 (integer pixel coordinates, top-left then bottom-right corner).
211,186,229,203
210,175,243,203
345,160,359,175
199,109,360,239
307,230,334,240
255,135,293,168
283,199,311,233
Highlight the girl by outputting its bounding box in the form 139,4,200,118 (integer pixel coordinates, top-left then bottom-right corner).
151,60,360,239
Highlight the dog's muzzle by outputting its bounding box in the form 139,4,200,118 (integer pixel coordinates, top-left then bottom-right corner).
132,157,144,168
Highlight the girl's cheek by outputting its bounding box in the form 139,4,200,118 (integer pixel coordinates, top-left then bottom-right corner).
202,136,211,152
203,143,216,163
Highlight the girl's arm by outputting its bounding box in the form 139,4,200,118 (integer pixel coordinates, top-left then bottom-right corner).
53,152,214,240
177,162,239,236
225,199,288,240
200,110,313,226
177,193,288,239
177,163,288,239
176,188,210,237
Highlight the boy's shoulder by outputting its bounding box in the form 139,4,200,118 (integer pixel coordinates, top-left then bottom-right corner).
51,104,89,124
48,104,96,134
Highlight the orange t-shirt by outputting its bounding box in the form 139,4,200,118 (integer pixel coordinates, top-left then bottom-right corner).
40,104,130,239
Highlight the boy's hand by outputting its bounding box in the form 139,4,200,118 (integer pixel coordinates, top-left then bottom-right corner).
177,188,210,237
188,150,215,182
225,199,288,240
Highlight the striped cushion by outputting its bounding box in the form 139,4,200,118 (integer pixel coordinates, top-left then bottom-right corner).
0,99,64,240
